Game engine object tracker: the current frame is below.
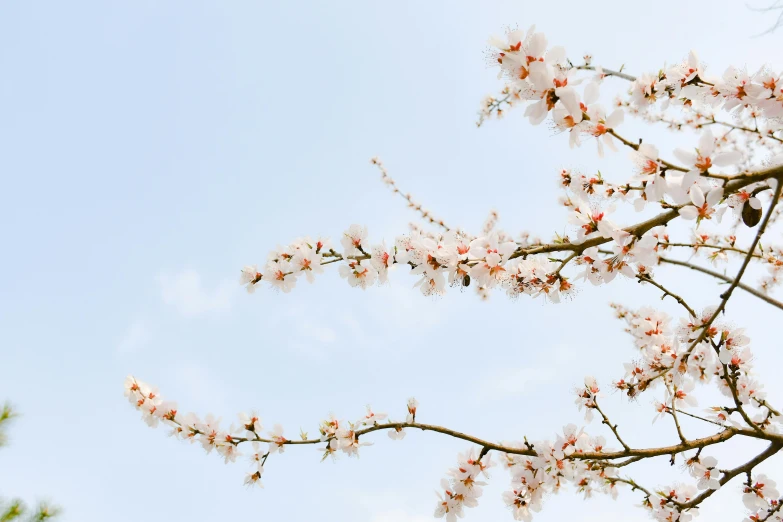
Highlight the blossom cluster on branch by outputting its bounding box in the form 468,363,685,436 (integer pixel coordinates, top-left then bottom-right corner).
127,24,783,522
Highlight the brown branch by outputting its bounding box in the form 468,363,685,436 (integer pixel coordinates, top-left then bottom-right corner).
658,257,783,312
371,158,451,232
679,442,782,510
681,179,783,361
660,242,764,260
607,129,689,173
702,116,783,144
759,498,783,522
637,273,697,318
667,383,688,444
508,163,783,262
593,399,631,451
575,64,638,82
607,476,654,497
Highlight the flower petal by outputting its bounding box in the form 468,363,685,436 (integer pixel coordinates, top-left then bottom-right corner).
706,187,724,207
679,207,699,220
712,151,742,166
690,185,706,207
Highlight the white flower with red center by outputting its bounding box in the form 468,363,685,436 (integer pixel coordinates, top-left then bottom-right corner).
239,264,261,292
319,414,341,441
677,306,720,344
726,189,762,217
630,73,665,107
689,456,721,490
238,412,263,439
195,414,222,453
757,70,781,98
291,248,323,283
652,401,669,423
434,479,464,522
584,104,623,157
575,376,600,422
338,259,378,289
717,326,751,363
668,380,698,409
487,25,547,83
743,475,779,511
718,66,758,111
568,202,617,243
411,250,448,296
450,448,493,481
524,56,581,125
557,423,585,457
370,242,393,284
502,486,541,522
267,424,287,454
263,260,297,293
248,441,265,467
217,435,242,464
335,425,372,457
734,375,766,405
628,143,670,204
678,185,725,223
669,51,705,95
172,412,199,443
552,103,588,148
758,72,783,117
244,468,264,488
468,233,517,286
407,397,418,423
340,224,368,256
624,307,673,350
359,405,388,427
435,448,492,520
674,128,742,179
704,406,734,426
388,426,406,440
572,247,604,286
313,236,332,254
608,232,658,278
652,484,698,521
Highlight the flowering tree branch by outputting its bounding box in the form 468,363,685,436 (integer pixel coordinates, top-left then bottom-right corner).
126,24,783,522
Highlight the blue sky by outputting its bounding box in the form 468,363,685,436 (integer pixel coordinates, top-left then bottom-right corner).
1,1,782,521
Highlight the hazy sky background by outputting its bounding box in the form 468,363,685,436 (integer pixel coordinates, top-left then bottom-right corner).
1,1,782,521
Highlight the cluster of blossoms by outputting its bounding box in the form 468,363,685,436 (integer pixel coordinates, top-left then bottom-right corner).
126,339,781,522
435,449,494,521
609,303,782,431
124,375,425,488
498,425,617,521
129,23,783,522
240,29,783,303
743,475,781,521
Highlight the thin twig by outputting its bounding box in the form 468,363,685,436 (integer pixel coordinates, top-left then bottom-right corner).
658,257,783,312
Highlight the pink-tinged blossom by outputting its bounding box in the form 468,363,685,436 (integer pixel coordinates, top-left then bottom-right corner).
340,224,368,256
678,185,724,223
338,259,378,289
689,456,721,490
744,475,779,511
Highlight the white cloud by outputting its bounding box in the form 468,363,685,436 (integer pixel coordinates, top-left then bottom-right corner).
117,320,148,354
301,322,337,344
477,366,556,400
475,343,574,401
287,321,338,360
343,489,430,522
158,269,234,317
173,362,230,412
